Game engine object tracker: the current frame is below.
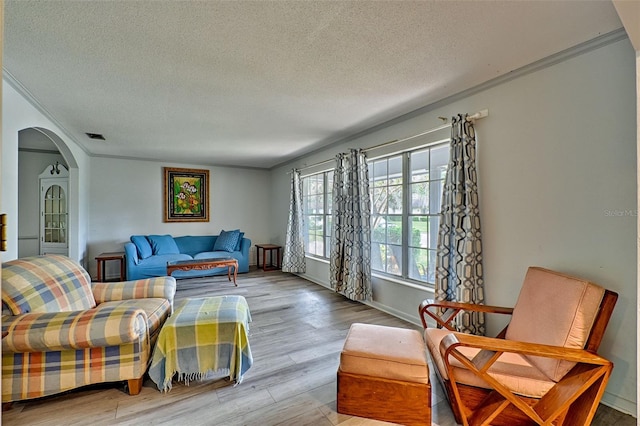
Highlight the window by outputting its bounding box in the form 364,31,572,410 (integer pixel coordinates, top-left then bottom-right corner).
302,171,333,258
370,143,449,284
300,142,448,286
370,155,403,276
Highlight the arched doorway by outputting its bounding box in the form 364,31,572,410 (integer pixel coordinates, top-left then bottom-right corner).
17,127,80,260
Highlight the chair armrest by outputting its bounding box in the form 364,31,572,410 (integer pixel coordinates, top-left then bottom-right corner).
440,333,611,366
124,242,139,266
438,331,613,425
92,276,176,309
419,298,513,330
2,306,148,352
240,238,251,255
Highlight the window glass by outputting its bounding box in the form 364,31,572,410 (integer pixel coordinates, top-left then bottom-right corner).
410,149,429,182
370,155,403,275
370,142,449,285
302,171,333,258
431,145,449,180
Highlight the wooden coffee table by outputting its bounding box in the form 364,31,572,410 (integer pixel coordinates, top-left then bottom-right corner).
166,257,239,285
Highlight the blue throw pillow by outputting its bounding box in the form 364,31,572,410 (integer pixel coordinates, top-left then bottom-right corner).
235,232,245,251
147,234,180,255
213,230,240,252
225,229,245,251
131,235,153,259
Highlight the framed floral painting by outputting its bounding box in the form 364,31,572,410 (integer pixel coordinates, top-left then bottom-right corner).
163,167,210,222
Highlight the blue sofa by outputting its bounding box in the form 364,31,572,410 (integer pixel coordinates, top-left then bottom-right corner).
124,232,250,280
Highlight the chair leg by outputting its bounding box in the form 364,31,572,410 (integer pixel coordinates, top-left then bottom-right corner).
127,377,144,395
560,370,611,425
442,377,466,424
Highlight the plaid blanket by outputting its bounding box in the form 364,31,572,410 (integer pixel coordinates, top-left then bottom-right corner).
148,296,253,392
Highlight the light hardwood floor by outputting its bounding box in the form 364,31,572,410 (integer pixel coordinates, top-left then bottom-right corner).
2,269,635,426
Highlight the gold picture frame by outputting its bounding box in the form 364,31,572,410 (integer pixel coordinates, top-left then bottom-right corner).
163,167,210,222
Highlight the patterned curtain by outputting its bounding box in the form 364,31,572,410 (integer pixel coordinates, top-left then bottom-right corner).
329,149,372,301
282,169,306,273
435,114,485,335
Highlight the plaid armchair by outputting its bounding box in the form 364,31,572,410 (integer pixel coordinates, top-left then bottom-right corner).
1,255,176,403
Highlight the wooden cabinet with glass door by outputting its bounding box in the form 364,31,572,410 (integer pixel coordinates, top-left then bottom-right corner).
39,163,69,256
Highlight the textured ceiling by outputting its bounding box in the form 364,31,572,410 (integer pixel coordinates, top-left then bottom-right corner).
5,1,623,169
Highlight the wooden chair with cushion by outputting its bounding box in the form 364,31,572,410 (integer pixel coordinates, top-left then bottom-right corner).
419,266,617,426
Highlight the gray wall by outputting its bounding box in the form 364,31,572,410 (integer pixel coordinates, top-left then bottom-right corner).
86,157,272,280
270,37,637,414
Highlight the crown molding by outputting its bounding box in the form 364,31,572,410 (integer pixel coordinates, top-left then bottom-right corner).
3,68,91,157
271,28,629,171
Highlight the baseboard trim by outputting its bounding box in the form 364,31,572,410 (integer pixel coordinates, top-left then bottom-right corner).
601,391,637,418
295,272,424,328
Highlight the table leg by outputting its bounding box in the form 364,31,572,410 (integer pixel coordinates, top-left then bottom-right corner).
233,262,238,286
97,260,104,282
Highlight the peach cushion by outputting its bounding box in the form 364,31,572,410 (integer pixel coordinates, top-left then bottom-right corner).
425,328,555,398
505,267,605,382
340,323,429,384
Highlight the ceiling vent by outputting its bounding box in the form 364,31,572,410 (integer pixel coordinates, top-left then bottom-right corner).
86,132,105,140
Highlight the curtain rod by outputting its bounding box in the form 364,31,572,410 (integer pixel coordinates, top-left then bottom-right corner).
290,109,488,173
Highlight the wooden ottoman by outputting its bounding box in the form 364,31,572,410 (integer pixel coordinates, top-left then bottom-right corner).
337,323,431,426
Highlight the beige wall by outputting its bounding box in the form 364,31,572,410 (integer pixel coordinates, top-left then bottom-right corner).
86,157,271,279
271,36,637,415
612,2,640,418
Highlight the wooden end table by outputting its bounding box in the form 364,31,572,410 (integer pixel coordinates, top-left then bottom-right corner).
166,258,239,285
255,244,282,271
95,252,126,282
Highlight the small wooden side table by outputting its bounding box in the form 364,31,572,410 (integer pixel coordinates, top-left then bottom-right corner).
95,252,126,282
255,244,282,271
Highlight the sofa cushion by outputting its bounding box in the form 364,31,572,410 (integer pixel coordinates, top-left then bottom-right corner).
148,235,180,255
174,235,216,257
505,267,605,382
341,323,429,384
138,254,192,267
213,230,240,252
1,255,96,315
125,254,190,280
131,235,153,259
193,251,236,260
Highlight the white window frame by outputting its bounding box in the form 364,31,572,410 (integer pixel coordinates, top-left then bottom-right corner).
369,141,449,286
302,170,333,259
